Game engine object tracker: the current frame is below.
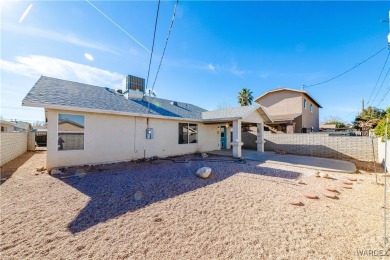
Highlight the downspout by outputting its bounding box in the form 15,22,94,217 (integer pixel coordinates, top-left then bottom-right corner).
134,116,138,154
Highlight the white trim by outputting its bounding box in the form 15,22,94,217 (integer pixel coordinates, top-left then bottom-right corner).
57,112,85,151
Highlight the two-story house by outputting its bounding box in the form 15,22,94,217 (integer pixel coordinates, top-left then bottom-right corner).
255,88,322,133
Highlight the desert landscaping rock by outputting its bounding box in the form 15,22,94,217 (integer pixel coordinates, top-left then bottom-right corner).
196,167,212,179
314,172,320,177
341,184,353,189
0,151,387,259
302,192,319,199
342,180,353,185
320,172,329,178
322,191,337,199
347,177,357,181
50,168,63,175
325,186,338,193
289,200,303,206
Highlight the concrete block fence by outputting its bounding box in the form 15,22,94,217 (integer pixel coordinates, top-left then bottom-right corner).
0,132,36,166
242,130,378,162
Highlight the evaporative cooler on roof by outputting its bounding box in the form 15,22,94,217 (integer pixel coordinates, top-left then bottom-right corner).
126,75,145,94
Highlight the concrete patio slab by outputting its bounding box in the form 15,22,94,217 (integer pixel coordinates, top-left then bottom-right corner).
208,149,356,173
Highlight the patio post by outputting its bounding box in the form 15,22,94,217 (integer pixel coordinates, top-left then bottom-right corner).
232,119,243,157
256,123,264,152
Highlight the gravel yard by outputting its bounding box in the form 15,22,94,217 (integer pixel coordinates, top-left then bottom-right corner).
1,151,389,259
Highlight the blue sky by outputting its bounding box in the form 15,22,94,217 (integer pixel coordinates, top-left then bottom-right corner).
1,1,389,124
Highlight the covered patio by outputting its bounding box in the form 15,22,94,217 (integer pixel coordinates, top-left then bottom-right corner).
202,104,272,158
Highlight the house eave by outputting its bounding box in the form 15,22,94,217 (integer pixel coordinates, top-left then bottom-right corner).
22,101,203,122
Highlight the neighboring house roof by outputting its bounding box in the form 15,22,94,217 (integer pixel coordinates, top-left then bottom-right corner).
22,76,207,120
12,121,32,131
254,88,322,108
202,104,273,123
320,124,337,129
0,120,15,126
269,113,302,122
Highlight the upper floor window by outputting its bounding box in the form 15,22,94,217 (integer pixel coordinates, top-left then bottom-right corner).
179,123,198,144
58,114,85,151
310,104,313,113
303,99,307,109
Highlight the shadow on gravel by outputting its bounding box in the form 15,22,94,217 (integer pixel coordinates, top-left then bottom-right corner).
0,151,36,185
59,157,302,234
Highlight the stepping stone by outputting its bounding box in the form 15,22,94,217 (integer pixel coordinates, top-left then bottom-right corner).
289,200,303,206
342,180,353,185
341,184,352,189
322,190,337,199
302,192,319,199
314,172,320,177
296,179,305,185
325,186,338,193
347,176,357,181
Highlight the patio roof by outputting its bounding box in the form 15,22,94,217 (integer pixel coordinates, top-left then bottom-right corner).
201,104,273,123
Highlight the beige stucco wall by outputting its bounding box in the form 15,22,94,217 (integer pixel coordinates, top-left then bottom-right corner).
378,139,389,171
256,91,302,115
46,109,220,169
301,96,320,132
0,122,14,133
256,90,320,132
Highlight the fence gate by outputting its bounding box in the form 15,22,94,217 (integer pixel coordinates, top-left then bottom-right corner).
35,131,47,147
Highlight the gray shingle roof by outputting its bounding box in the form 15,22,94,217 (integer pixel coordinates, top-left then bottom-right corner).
202,105,261,120
22,76,207,120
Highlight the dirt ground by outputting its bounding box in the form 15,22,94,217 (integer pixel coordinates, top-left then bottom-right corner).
1,151,389,259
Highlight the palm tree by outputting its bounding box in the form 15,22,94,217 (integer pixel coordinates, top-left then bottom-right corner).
238,88,253,106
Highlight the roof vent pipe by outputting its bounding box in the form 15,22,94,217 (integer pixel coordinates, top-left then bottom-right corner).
170,101,178,106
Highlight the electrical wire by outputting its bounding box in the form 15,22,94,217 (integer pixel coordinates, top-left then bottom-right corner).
145,0,161,90
367,50,390,105
305,46,387,88
85,0,151,53
372,66,390,106
151,0,179,92
376,86,390,107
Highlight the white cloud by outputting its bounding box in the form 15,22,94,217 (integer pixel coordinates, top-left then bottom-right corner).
0,55,124,89
208,63,215,71
230,64,249,77
19,4,33,23
2,23,117,54
84,53,94,61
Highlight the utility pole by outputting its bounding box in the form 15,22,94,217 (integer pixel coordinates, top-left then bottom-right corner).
380,11,390,46
362,99,365,112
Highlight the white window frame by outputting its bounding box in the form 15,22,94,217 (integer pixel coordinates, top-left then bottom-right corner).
304,99,307,109
310,104,313,113
57,113,86,151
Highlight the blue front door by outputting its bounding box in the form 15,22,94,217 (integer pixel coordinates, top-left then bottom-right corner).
220,126,227,149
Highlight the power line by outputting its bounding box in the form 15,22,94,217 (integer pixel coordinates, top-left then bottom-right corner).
305,46,387,88
377,86,390,107
372,66,390,106
85,0,151,53
145,0,161,90
151,0,179,92
367,50,390,105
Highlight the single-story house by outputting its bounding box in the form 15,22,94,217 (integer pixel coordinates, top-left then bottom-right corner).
0,120,15,133
22,76,272,170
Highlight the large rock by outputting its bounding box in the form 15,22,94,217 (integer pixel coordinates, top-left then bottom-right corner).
196,167,212,179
